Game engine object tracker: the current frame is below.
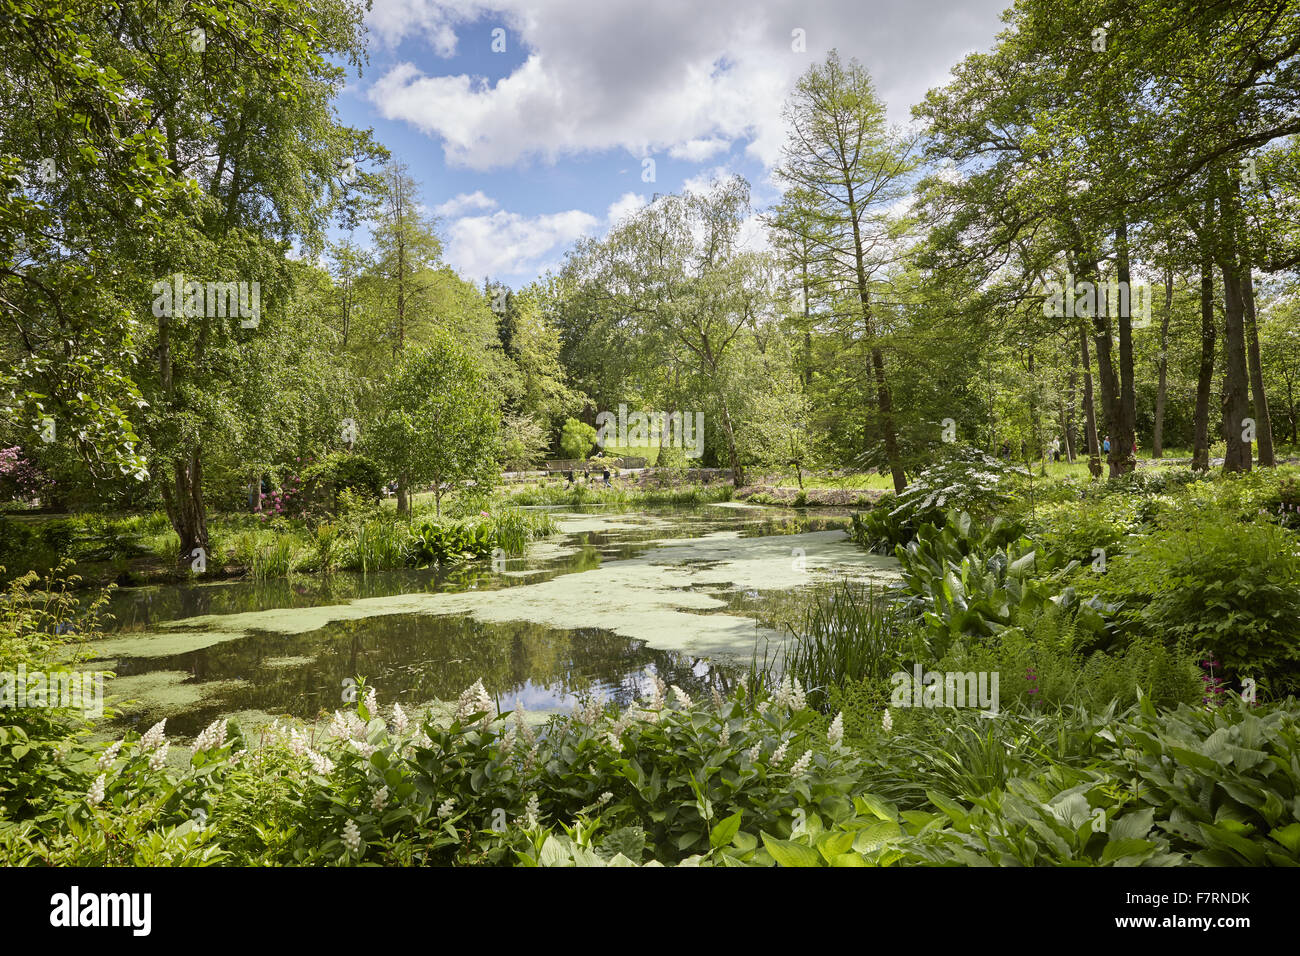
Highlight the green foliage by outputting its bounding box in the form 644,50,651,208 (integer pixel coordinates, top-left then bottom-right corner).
501,482,731,507
1093,507,1300,694
559,418,598,461
1102,697,1300,866
778,583,925,711
0,565,114,823
894,511,1108,648
406,519,495,565
851,448,1023,552
1028,496,1146,566
934,609,1201,713
301,453,385,513
368,330,502,515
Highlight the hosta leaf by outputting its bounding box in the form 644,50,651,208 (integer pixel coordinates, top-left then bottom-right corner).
817,831,856,861
854,792,899,821
853,821,904,852
1101,837,1155,865
1268,822,1300,856
761,833,823,867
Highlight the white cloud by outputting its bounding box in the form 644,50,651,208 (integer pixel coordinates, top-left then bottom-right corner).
367,0,460,54
442,208,599,280
432,190,499,217
669,138,731,162
606,191,648,226
364,0,1008,171
682,166,733,196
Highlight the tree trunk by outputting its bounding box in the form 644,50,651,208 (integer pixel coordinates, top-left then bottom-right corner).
1287,375,1298,444
1059,379,1073,463
801,246,812,389
155,296,209,565
1215,167,1254,473
1065,351,1078,462
1220,263,1254,472
1112,221,1138,474
1152,269,1172,458
1241,265,1275,467
846,184,905,494
1081,256,1123,475
162,449,208,566
716,395,746,487
870,346,905,492
397,470,410,515
1079,321,1100,461
1191,257,1217,471
1027,350,1042,463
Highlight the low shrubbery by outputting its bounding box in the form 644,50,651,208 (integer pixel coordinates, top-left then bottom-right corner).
2,669,1294,867
1087,506,1300,695
849,447,1023,553
1,505,558,584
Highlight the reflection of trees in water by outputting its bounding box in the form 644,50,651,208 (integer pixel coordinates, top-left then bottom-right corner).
102,509,851,635
98,508,854,735
103,565,514,631
107,612,740,737
711,586,825,636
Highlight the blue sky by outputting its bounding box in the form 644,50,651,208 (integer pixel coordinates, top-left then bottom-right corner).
331,0,1010,288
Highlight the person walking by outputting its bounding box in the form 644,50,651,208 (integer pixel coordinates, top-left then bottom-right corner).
1102,437,1111,455
1049,437,1061,463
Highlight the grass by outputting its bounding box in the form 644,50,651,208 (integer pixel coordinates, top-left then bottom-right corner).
754,581,923,712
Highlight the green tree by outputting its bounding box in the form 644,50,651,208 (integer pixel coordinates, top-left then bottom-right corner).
559,418,597,462
772,51,920,492
368,330,500,516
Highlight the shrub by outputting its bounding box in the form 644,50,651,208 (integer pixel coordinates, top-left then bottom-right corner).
302,452,385,514
1028,497,1145,566
559,418,597,461
1093,507,1300,694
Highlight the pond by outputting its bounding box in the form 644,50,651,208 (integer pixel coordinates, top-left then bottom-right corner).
86,504,900,738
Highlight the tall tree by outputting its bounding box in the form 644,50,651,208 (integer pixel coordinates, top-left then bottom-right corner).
772,51,919,493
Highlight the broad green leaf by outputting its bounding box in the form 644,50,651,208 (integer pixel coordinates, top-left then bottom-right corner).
761,832,823,868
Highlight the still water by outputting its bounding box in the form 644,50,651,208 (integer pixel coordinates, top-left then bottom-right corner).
89,504,899,738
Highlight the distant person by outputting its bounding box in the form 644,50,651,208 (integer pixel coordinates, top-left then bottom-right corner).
1049,438,1061,462
566,470,575,488
1102,437,1111,454
998,441,1011,460
602,467,611,487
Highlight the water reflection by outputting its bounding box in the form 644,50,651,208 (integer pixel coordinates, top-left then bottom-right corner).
97,505,856,737
106,611,739,738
